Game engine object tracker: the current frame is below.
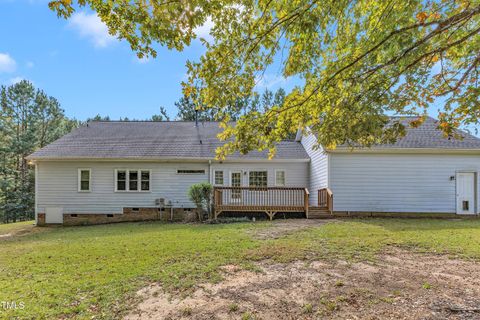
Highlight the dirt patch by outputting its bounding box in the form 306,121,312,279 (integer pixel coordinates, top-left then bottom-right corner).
249,219,333,240
0,223,45,240
126,249,480,320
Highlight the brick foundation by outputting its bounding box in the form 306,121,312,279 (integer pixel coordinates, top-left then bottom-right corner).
37,207,199,226
37,213,46,226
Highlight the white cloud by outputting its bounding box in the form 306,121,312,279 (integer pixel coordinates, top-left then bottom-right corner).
26,61,34,68
0,53,16,73
255,74,288,89
194,17,214,42
69,12,116,48
9,76,26,85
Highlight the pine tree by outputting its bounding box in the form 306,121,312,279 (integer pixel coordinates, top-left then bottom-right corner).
0,80,77,223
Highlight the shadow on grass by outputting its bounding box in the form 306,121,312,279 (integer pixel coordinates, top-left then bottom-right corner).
7,220,262,244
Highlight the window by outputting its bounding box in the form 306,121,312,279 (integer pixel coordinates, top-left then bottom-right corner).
275,170,286,186
115,169,151,192
249,171,268,187
214,170,224,185
141,170,150,191
78,169,91,192
117,170,127,191
177,169,206,174
129,170,138,190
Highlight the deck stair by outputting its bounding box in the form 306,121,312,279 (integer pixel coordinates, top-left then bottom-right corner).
308,206,334,219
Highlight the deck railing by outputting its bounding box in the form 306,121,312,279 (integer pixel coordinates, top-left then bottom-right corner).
318,188,333,212
214,187,309,219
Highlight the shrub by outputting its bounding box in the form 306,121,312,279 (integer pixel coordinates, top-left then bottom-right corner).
188,182,213,221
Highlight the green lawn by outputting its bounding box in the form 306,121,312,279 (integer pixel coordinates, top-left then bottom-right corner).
1,218,480,319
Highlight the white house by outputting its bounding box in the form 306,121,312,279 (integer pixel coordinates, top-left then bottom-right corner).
27,117,480,225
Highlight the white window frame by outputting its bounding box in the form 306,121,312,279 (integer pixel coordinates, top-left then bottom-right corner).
114,169,152,192
78,168,91,192
248,170,268,188
275,170,286,187
214,170,224,186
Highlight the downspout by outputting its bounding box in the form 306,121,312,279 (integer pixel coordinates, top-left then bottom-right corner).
208,160,212,184
34,162,38,225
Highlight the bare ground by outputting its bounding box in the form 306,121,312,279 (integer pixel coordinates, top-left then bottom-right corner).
0,222,44,240
126,221,480,320
249,219,332,240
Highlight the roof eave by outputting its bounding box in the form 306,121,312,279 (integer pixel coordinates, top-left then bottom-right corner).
27,156,310,163
326,147,480,154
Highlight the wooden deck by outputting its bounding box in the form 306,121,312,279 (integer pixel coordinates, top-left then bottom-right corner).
213,187,309,220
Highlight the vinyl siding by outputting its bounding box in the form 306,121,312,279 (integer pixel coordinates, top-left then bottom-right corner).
36,161,209,214
209,162,308,187
300,130,328,205
209,162,309,207
329,153,480,213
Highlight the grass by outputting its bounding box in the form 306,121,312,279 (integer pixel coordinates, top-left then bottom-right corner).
258,218,480,262
1,218,480,319
0,222,259,319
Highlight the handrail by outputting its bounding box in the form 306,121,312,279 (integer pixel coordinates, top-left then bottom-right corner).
318,187,333,212
213,186,309,213
214,186,306,191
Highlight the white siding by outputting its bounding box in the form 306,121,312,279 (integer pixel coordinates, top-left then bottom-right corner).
37,161,209,214
209,161,309,207
329,153,480,213
209,162,308,188
301,131,329,205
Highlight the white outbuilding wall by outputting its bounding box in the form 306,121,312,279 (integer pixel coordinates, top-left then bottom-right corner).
329,152,480,213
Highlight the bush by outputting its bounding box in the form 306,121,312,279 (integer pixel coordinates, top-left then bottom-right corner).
187,182,213,221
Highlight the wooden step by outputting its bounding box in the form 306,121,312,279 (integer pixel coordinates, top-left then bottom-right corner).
307,207,333,219
308,214,334,219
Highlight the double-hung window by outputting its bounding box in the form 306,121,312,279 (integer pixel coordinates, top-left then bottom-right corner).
249,171,268,187
214,170,224,185
78,169,91,192
275,170,286,186
115,169,151,192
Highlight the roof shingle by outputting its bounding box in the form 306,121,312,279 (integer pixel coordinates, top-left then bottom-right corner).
367,116,480,149
28,121,309,160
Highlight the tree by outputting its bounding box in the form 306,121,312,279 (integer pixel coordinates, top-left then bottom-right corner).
0,80,77,223
49,1,480,157
151,107,171,121
175,87,285,121
175,93,216,121
87,114,111,122
187,182,213,221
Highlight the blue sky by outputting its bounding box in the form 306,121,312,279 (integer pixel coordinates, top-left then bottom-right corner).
0,0,291,121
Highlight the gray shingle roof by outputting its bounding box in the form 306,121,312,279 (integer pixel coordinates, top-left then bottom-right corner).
331,116,480,150
366,116,480,149
28,121,309,160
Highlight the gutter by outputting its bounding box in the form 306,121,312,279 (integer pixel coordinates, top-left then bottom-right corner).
27,157,311,163
326,147,480,155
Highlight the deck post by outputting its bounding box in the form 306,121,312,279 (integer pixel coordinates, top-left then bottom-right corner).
304,188,310,219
